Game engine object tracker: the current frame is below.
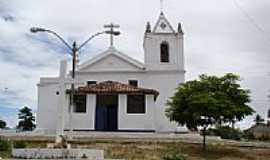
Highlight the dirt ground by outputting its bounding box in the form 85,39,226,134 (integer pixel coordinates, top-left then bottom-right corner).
1,139,269,160
71,140,270,160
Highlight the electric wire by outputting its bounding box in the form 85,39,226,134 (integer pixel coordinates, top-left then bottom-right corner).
233,0,270,45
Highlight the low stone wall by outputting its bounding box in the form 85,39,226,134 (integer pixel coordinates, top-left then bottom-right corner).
12,149,104,160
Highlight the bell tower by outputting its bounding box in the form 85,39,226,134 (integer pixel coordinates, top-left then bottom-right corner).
143,12,184,71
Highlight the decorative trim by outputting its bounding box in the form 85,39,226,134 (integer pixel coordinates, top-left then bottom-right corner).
153,13,176,33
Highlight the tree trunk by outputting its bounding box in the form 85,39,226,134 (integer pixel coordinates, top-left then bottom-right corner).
232,121,235,129
202,126,207,152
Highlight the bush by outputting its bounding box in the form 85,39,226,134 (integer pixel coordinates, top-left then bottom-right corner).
206,126,243,140
258,134,270,141
243,132,253,140
13,141,27,148
0,138,11,151
204,128,216,136
163,152,186,160
217,126,243,140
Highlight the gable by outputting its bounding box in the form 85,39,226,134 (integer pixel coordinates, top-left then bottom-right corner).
78,48,145,72
153,13,175,33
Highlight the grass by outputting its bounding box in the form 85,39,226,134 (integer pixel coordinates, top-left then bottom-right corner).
1,139,270,160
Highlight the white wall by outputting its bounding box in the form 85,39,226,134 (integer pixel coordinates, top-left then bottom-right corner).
63,94,96,130
36,83,59,134
118,94,155,130
144,33,184,71
142,72,185,132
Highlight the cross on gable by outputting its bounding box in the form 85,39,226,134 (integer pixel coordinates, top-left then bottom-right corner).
104,23,120,47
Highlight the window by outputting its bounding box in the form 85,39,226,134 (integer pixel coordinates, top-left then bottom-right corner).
74,95,87,113
127,95,145,114
160,42,169,63
87,81,97,85
129,80,138,87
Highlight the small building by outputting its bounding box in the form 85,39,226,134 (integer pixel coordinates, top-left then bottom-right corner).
246,123,270,139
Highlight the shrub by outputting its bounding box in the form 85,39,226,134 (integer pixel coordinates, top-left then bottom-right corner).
206,126,243,140
243,131,255,140
217,126,243,140
13,141,27,148
204,128,216,136
258,134,270,141
0,138,11,151
163,152,186,160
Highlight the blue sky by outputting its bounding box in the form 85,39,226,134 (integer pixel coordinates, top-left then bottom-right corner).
0,0,270,129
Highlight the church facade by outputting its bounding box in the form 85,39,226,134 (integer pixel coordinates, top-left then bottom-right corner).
36,12,186,133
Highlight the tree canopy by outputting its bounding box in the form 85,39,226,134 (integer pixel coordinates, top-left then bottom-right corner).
254,114,264,125
0,119,6,129
17,106,36,131
166,73,254,150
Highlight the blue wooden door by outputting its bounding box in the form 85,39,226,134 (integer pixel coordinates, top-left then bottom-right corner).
95,95,118,131
107,105,118,131
95,106,107,131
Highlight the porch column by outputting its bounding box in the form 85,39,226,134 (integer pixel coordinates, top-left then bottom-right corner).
87,94,96,130
146,94,155,131
118,94,127,130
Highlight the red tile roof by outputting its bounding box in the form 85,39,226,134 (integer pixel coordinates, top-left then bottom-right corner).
68,81,159,98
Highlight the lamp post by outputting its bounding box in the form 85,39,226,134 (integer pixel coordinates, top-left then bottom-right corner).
30,26,120,134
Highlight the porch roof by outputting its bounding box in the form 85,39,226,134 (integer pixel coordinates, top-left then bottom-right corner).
67,81,159,98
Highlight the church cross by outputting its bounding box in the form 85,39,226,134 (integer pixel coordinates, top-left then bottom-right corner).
160,0,164,13
104,23,120,47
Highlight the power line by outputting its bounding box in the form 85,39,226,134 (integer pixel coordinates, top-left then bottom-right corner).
233,0,270,44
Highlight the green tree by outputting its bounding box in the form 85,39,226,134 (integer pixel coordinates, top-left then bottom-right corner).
166,73,254,151
17,106,36,131
0,119,6,129
254,114,264,125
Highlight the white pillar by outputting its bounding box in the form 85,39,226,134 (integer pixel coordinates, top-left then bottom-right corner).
56,60,67,143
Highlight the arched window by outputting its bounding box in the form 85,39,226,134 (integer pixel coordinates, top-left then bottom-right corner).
160,42,169,63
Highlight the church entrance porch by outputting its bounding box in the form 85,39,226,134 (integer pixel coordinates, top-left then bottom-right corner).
95,95,118,131
66,81,159,132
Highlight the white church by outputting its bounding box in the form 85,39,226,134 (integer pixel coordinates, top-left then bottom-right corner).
36,12,186,134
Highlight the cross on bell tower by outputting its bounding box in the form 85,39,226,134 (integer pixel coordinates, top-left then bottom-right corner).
104,23,120,47
160,0,165,14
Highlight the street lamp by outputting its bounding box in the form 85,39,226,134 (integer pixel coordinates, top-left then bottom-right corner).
30,26,120,132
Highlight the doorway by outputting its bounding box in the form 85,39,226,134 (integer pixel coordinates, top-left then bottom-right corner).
95,95,118,131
